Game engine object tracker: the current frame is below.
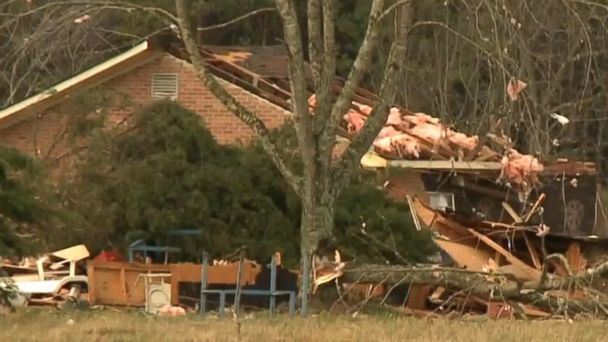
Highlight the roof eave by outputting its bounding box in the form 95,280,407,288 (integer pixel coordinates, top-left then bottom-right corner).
0,40,161,129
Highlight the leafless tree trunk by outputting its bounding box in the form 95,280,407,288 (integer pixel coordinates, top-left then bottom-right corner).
175,0,415,258
4,0,414,266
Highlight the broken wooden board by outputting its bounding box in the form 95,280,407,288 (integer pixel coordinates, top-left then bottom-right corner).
360,152,388,168
414,197,540,280
566,242,588,273
51,245,90,262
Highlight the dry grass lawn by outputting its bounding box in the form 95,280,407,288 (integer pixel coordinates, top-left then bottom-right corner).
0,308,604,342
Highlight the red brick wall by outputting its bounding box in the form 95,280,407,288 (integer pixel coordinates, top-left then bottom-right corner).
0,110,68,159
0,54,291,161
385,172,429,204
103,55,290,145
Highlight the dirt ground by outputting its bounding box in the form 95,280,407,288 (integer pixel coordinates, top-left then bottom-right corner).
0,308,604,342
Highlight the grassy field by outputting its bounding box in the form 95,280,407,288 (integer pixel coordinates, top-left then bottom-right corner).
0,308,604,342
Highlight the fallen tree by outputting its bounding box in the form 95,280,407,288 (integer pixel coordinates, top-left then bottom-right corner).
331,257,608,318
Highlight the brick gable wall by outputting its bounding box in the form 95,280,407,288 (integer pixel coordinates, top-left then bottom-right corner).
0,54,291,163
0,54,429,203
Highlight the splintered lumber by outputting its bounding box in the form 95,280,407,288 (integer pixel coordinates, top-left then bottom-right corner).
524,193,545,222
433,238,495,271
411,196,541,280
412,196,540,281
566,242,588,273
466,228,541,281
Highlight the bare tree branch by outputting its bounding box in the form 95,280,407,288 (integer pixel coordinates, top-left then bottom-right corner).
307,0,323,88
314,0,337,185
197,8,276,32
319,0,337,115
318,0,386,162
378,0,410,21
273,0,311,121
333,1,415,193
174,0,302,195
274,0,315,197
0,1,177,24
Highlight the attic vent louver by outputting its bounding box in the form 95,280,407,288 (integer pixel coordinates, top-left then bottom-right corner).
151,73,178,101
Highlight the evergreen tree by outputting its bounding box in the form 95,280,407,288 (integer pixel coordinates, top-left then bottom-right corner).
0,146,54,256
61,101,433,266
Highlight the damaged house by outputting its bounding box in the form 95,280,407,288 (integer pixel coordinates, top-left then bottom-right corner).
316,96,608,318
2,27,608,317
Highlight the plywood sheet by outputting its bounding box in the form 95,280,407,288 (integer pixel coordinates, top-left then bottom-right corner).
433,238,494,272
87,261,170,306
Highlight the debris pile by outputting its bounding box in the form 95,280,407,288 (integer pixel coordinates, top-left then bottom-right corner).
0,245,89,307
315,196,608,319
308,94,544,192
1,240,298,317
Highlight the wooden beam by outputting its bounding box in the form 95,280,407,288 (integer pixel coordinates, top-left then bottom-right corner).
524,193,545,222
360,152,388,168
385,159,502,171
523,233,542,270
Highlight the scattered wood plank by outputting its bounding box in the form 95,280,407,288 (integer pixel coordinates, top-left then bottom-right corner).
524,193,545,222
501,202,523,224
